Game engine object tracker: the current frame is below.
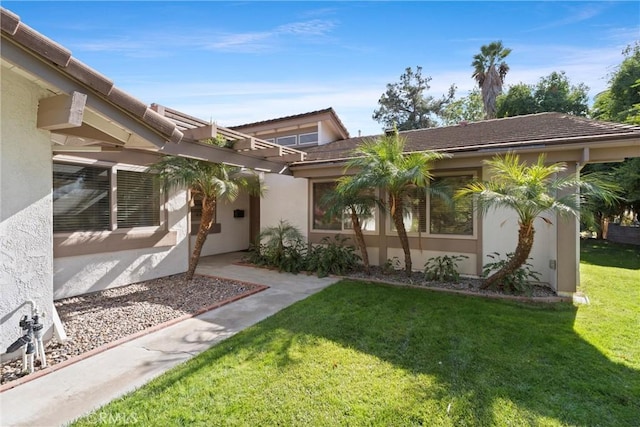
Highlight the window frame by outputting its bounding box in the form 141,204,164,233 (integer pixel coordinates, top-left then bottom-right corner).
276,135,297,146
385,171,478,239
52,159,166,237
298,132,319,146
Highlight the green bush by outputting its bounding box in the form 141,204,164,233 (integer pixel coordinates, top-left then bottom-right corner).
306,235,361,278
381,257,402,274
423,254,469,283
245,220,308,274
482,252,541,295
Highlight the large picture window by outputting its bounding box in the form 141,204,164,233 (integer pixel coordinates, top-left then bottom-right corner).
53,164,111,232
388,174,475,236
53,163,161,233
429,175,474,235
391,189,427,233
312,181,376,232
313,182,342,230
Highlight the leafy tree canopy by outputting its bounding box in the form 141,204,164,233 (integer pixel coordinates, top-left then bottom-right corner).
441,88,484,125
373,66,455,131
497,71,589,118
592,43,640,125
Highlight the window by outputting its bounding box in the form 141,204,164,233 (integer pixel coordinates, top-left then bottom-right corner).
313,182,341,230
276,135,297,146
391,189,427,233
298,132,318,145
53,162,161,233
312,181,376,232
53,164,111,232
429,175,474,235
117,170,160,228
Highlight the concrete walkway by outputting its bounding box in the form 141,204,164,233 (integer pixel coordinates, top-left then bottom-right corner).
0,253,339,427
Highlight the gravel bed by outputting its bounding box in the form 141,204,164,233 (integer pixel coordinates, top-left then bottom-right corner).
347,266,557,298
1,274,260,385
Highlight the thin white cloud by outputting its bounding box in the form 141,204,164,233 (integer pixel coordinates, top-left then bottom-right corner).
71,19,336,55
525,3,610,32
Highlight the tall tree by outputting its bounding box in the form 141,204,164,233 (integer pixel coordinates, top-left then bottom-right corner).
581,158,640,237
152,156,264,281
345,130,444,275
319,177,382,273
534,71,589,116
441,88,485,125
373,66,455,131
497,71,589,117
456,153,618,290
472,41,512,119
495,83,537,118
592,43,640,125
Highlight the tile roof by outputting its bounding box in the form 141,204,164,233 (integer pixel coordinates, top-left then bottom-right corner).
230,107,350,138
0,7,184,144
301,113,640,163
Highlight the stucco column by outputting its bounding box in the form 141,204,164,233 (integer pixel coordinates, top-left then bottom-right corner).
556,163,580,296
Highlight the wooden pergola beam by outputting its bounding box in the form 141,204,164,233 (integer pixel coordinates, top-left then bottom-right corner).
183,124,217,141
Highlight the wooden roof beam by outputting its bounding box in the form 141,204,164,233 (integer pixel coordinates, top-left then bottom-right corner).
37,91,86,130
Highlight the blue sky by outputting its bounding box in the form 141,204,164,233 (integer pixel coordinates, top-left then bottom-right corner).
4,1,638,137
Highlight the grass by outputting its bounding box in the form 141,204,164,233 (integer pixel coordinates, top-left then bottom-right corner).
73,240,639,426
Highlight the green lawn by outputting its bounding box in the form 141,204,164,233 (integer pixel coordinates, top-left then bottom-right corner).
74,240,639,426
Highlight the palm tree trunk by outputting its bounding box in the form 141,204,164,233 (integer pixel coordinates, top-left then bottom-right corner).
390,195,412,275
186,197,215,281
350,210,370,274
483,222,535,289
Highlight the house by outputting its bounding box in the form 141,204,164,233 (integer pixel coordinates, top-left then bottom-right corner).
0,8,304,353
281,114,640,296
2,6,639,356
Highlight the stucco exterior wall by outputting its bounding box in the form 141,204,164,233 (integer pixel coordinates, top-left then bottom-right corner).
53,186,189,298
481,206,557,288
261,174,309,239
1,69,54,351
386,248,478,276
197,193,251,256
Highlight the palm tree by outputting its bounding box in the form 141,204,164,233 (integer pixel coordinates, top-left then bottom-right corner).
456,152,618,289
152,156,264,281
472,41,512,119
319,176,382,273
345,130,444,275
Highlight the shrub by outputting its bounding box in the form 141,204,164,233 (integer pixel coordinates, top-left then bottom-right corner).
381,257,402,274
246,220,308,273
482,252,541,294
423,254,469,283
306,235,361,278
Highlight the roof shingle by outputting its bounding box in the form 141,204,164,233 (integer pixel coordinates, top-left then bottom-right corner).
302,113,640,162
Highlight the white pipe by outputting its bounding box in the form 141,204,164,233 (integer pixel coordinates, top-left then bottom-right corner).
21,345,28,374
27,353,34,374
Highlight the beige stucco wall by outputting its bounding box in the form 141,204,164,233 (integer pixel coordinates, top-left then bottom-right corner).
481,206,557,287
261,174,309,239
53,186,189,298
1,68,54,351
197,193,251,256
